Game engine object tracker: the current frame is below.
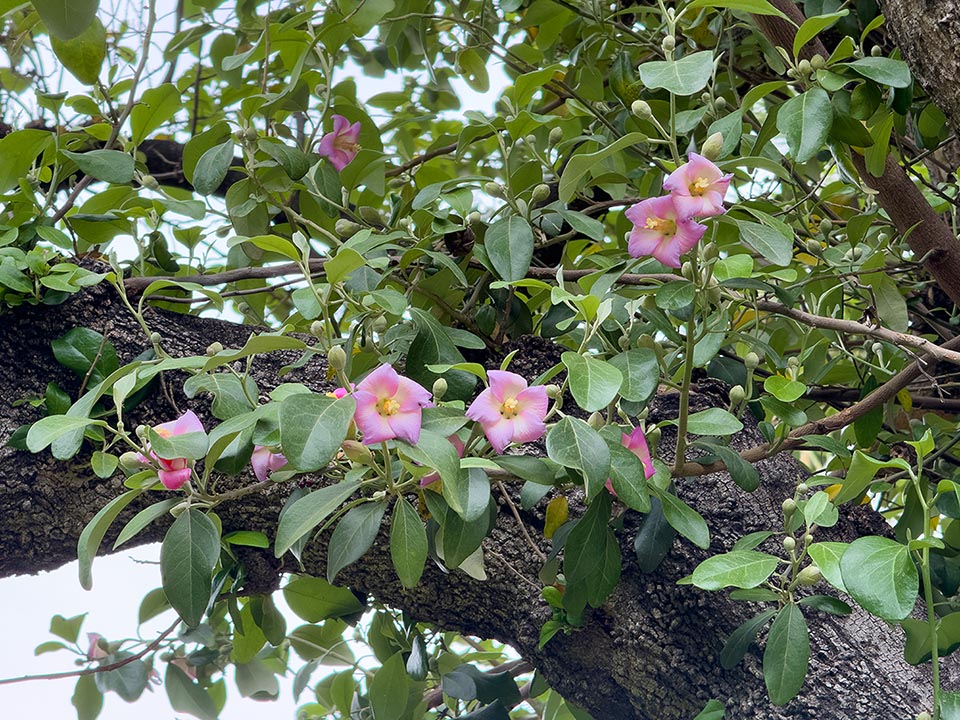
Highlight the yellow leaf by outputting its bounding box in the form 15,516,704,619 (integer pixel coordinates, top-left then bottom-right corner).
544,495,568,539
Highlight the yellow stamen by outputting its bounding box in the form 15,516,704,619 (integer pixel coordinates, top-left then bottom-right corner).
644,216,676,237
378,398,401,416
689,176,711,196
501,397,520,418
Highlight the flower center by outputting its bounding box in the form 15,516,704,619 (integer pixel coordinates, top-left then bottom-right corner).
501,397,519,418
689,176,711,196
334,135,359,153
378,398,401,416
644,216,676,237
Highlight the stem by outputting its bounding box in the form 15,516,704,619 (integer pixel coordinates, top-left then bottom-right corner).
673,254,698,475
922,546,942,719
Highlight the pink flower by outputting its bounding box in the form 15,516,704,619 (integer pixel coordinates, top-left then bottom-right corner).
421,435,466,487
353,364,432,445
136,410,205,490
86,633,108,661
317,115,361,171
326,386,352,400
662,152,732,218
624,195,706,268
251,446,287,481
466,370,548,454
606,427,656,495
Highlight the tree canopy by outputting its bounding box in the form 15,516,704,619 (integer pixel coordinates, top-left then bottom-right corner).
4,0,960,718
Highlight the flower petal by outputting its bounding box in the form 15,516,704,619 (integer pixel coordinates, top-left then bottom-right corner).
516,385,549,420
159,467,192,490
466,387,504,425
387,408,423,445
508,410,546,446
354,395,396,445
482,417,516,454
393,376,432,412
628,228,666,258
251,446,271,482
487,370,528,402
357,364,400,400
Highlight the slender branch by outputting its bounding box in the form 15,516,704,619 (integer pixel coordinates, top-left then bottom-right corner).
0,619,179,686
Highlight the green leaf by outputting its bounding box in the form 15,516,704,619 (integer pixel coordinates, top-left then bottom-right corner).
695,440,760,492
691,550,779,590
763,375,806,402
797,595,852,615
840,536,918,621
561,352,623,413
720,609,777,670
129,84,181,146
72,674,103,720
62,148,133,184
27,415,97,453
91,450,118,479
484,215,534,282
193,139,235,196
638,51,715,96
608,349,659,404
160,509,220,627
94,655,148,701
31,0,99,40
283,576,365,623
113,499,178,549
693,699,727,720
807,542,848,593
327,501,387,582
78,489,141,590
843,57,912,88
0,128,54,193
546,417,611,501
654,487,710,549
655,280,696,312
279,393,356,472
563,492,621,607
793,11,847,57
736,219,794,266
685,0,788,19
834,450,910,505
326,247,366,284
400,430,469,517
50,613,86,643
558,132,647,203
165,664,217,720
776,88,833,163
763,603,809,705
368,653,410,720
607,442,652,513
274,480,360,557
683,407,743,436
51,327,118,384
390,497,428,588
49,16,105,84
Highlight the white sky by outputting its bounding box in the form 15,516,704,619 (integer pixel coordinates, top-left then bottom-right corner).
0,4,510,718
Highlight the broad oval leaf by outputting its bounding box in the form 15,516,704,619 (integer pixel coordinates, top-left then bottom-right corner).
736,220,794,266
546,417,611,501
776,88,833,163
274,480,361,557
390,497,428,588
684,407,743,436
31,0,99,40
562,352,623,413
608,348,659,404
326,501,387,582
279,393,356,472
840,536,918,621
484,215,534,282
639,51,715,96
160,509,221,627
763,603,810,705
691,550,779,590
193,139,235,196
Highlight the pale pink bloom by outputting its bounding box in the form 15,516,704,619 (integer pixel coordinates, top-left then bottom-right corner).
353,365,432,445
662,152,732,218
420,435,466,487
624,195,706,268
606,427,656,495
86,633,108,661
318,115,361,171
466,370,548,454
251,446,287,482
136,410,204,490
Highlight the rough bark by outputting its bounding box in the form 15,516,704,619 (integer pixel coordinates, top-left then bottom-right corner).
0,284,933,718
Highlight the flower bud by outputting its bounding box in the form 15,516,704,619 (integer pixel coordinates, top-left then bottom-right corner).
140,174,160,190
646,426,661,447
637,333,656,349
661,35,676,53
335,219,361,238
359,206,385,225
631,100,653,120
804,533,814,545
700,132,724,161
680,261,694,280
787,356,799,368
728,385,746,405
797,59,812,76
797,482,809,494
372,315,388,334
714,96,727,111
805,238,821,254
871,342,884,355
149,332,162,345
702,242,719,261
744,352,760,370
545,384,561,399
484,182,504,198
205,341,223,356
618,335,631,350
467,211,481,225
782,498,797,516
700,92,712,105
548,127,564,145
786,68,798,79
588,412,604,429
432,377,448,401
135,424,148,439
525,134,537,145
797,565,822,586
819,218,833,235
397,217,413,230
243,127,258,141
870,45,882,57
119,451,144,471
341,440,373,465
310,320,325,337
328,345,347,372
532,184,551,203
783,536,796,552
810,54,825,70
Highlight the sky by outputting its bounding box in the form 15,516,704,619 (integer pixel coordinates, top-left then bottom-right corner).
0,4,511,718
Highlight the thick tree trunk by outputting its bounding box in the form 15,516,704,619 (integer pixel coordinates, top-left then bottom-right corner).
0,284,932,718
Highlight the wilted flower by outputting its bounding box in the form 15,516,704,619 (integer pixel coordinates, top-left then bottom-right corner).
317,114,361,171
251,446,286,482
662,152,732,218
86,633,108,661
624,195,706,268
136,410,204,490
353,364,432,445
466,370,549,454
